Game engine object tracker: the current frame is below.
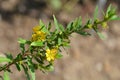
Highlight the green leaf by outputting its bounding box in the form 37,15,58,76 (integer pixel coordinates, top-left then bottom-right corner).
39,20,45,27
0,57,11,63
56,53,63,59
58,38,62,45
59,24,65,32
29,46,33,54
18,39,30,54
27,60,35,80
66,22,73,31
97,32,106,40
73,18,79,29
109,7,116,16
34,57,43,64
62,42,70,47
77,17,82,29
53,15,59,32
46,64,54,71
4,71,10,80
30,70,35,80
48,22,52,30
106,4,112,14
39,20,50,34
48,65,54,71
16,54,22,61
94,6,99,20
76,31,91,36
18,38,27,44
50,33,57,40
22,64,30,80
66,17,82,32
109,15,120,21
31,41,43,46
15,63,22,71
5,53,13,60
20,43,25,54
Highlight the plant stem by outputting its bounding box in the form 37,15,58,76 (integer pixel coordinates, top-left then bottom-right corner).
0,52,35,72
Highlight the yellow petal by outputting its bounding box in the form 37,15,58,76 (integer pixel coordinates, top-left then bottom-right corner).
33,26,41,32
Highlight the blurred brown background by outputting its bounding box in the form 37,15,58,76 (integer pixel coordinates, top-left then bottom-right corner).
0,0,120,80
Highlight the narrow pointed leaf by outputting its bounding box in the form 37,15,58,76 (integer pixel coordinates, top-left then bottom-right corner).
31,41,43,46
28,61,35,80
3,71,10,80
39,20,50,34
106,4,112,14
48,22,52,30
109,15,120,21
66,22,73,30
5,53,13,60
15,63,22,71
22,65,30,80
94,6,99,20
18,38,27,44
0,57,11,63
58,38,62,45
30,71,35,80
53,15,59,31
97,32,106,40
56,53,63,59
59,24,65,31
39,20,45,27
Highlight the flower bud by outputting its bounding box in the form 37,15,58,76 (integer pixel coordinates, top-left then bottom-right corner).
87,24,93,29
95,19,99,24
101,22,108,29
105,14,109,19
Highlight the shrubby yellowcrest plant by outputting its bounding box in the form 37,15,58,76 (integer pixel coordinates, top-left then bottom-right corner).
0,5,120,80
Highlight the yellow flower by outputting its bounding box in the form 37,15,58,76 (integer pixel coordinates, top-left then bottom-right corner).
32,31,46,41
46,48,58,61
33,26,41,33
